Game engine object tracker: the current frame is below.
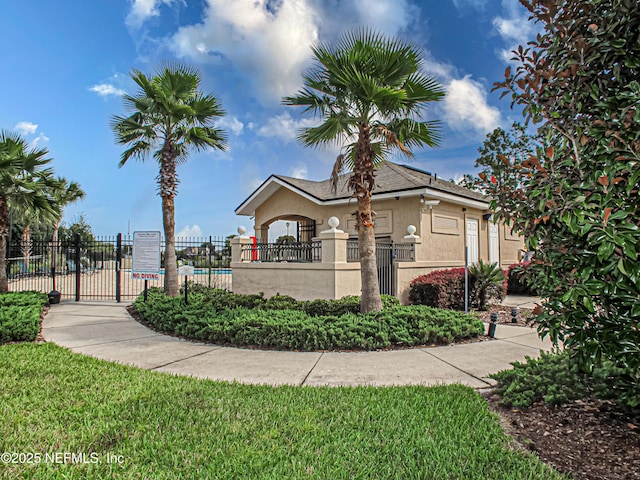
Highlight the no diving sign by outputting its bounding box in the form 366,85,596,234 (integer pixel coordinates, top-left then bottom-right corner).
132,231,161,280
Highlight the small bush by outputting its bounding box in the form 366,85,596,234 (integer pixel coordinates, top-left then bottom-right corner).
0,291,48,344
469,260,506,310
409,267,506,310
409,268,467,310
490,351,640,409
263,294,303,311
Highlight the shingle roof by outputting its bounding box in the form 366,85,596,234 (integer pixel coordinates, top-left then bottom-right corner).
273,162,486,203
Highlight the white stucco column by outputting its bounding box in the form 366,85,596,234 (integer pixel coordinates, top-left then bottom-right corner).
403,225,422,261
320,216,348,264
231,227,253,263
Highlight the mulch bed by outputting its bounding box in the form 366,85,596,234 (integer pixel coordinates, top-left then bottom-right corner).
484,391,640,480
473,303,535,327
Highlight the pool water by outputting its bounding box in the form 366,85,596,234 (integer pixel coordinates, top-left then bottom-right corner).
159,268,232,275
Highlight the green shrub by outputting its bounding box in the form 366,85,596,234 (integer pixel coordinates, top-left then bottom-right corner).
133,291,484,351
480,0,640,404
490,351,586,408
0,291,48,344
469,260,506,310
490,351,640,409
263,293,303,311
178,286,402,317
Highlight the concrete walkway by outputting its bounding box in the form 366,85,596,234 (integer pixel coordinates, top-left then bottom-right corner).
42,300,552,389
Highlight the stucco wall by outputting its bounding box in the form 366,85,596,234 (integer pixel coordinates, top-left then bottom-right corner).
231,262,362,301
254,187,422,243
254,187,524,267
500,223,524,266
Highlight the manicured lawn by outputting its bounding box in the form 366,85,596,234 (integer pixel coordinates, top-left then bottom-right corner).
0,343,562,479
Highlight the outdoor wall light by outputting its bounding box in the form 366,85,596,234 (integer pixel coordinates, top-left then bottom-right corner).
488,312,498,338
511,308,518,323
420,196,440,212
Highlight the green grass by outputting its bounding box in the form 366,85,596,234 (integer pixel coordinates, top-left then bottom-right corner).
0,343,562,479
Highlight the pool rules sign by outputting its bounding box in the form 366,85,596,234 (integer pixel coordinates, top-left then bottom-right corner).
132,231,161,280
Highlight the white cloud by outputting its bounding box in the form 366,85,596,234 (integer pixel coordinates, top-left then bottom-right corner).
172,0,318,104
289,163,307,179
443,75,501,134
14,121,38,135
170,0,418,105
176,224,202,237
351,0,418,37
421,56,502,137
32,133,50,148
13,122,50,148
216,116,244,136
89,83,126,97
257,112,319,142
126,0,178,28
493,0,537,62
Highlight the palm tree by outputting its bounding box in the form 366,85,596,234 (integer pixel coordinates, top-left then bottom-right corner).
284,30,445,312
49,178,85,278
111,63,227,297
0,131,59,292
50,178,85,242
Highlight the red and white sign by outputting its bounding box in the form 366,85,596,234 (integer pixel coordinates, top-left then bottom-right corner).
132,231,161,280
131,272,160,280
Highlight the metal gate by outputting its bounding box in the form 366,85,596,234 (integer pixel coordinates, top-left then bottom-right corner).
346,240,395,296
6,233,231,301
376,242,394,296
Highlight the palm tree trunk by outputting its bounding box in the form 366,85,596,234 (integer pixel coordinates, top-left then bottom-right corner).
160,148,179,297
0,196,9,293
162,195,179,297
353,123,383,313
357,194,382,313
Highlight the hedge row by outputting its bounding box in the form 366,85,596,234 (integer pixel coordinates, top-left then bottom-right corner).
180,283,401,316
133,288,484,351
0,291,48,344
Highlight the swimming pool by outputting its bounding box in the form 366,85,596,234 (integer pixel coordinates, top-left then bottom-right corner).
158,268,232,275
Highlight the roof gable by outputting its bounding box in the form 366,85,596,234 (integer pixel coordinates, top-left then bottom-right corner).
235,162,488,215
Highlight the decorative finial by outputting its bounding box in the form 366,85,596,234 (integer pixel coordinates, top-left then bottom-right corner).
321,216,344,234
404,225,419,239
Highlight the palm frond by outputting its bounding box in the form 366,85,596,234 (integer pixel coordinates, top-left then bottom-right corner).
119,140,153,167
298,115,355,149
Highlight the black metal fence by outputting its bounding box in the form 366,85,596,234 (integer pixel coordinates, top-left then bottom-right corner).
238,238,414,296
240,241,321,263
6,234,231,301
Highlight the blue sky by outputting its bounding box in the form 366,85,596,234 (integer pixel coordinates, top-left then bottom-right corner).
0,0,536,239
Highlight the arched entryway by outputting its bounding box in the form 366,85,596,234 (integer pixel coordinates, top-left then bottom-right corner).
257,215,316,243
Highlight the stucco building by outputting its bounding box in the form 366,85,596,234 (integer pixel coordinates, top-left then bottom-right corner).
233,162,523,303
